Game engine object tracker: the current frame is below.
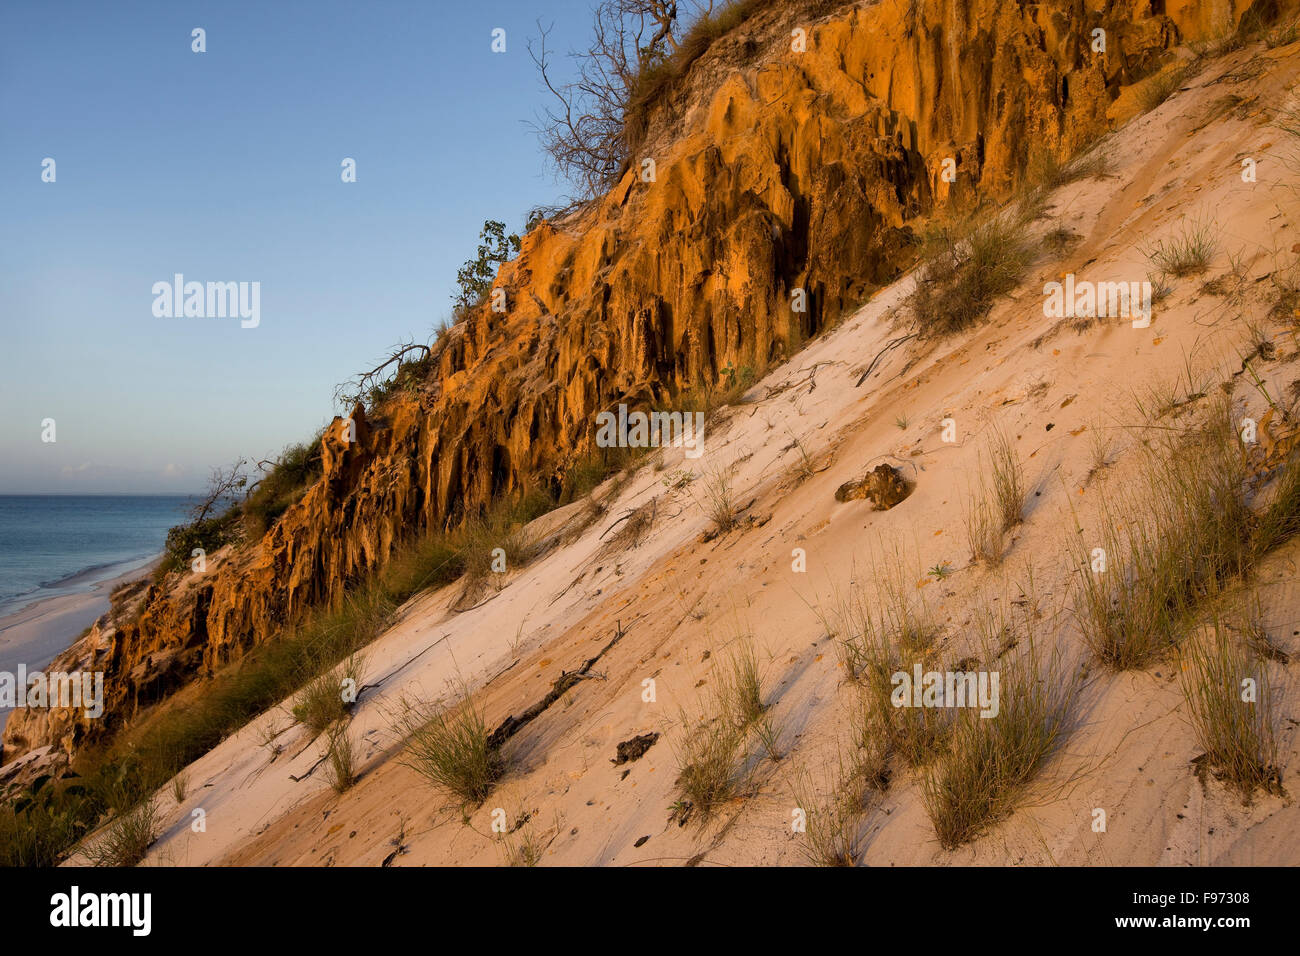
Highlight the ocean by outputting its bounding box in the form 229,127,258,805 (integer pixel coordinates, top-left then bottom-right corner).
0,495,192,618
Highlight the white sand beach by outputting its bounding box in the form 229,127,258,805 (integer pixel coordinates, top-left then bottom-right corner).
0,557,156,732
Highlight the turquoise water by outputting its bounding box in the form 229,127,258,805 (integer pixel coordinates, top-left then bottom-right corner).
0,496,192,617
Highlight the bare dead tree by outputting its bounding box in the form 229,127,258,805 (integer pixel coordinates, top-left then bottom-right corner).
530,2,706,198
192,458,250,523
333,341,432,410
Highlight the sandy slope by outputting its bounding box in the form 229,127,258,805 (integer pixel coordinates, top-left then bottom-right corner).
97,39,1300,867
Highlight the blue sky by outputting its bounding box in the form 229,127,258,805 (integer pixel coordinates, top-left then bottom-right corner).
0,0,595,493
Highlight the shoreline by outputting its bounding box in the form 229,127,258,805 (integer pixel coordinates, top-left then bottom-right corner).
0,555,158,733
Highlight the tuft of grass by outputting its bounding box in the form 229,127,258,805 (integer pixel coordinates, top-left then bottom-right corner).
293,652,366,736
921,632,1075,850
1145,219,1218,278
1087,422,1113,477
909,210,1033,337
964,430,1022,567
859,659,951,769
171,772,188,805
454,510,535,608
396,693,504,807
843,605,950,769
1180,621,1281,800
1149,271,1174,305
1267,257,1300,322
988,427,1026,532
1026,147,1110,193
694,464,739,534
87,796,157,868
674,633,787,818
719,639,766,729
1044,224,1080,255
753,715,784,762
324,723,358,793
1138,65,1188,112
500,827,545,867
1253,441,1300,558
1072,401,1251,670
965,488,1006,566
846,692,894,791
836,556,939,677
792,761,869,866
673,712,748,821
784,431,818,483
680,363,760,419
1266,18,1299,48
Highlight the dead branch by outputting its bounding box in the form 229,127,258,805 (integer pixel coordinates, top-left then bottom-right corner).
334,342,432,409
191,458,250,524
855,333,917,387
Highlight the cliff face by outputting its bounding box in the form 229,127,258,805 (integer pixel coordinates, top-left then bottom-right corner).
2,0,1266,766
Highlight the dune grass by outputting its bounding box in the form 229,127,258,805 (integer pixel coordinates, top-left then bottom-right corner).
1025,146,1110,193
1072,401,1253,670
1144,218,1218,278
722,638,785,761
85,796,157,868
673,635,785,819
836,552,940,683
1180,620,1281,801
324,724,358,794
792,760,870,866
839,584,950,770
988,427,1026,531
854,634,951,770
694,463,739,534
499,826,546,867
293,652,367,736
921,632,1075,850
1138,64,1188,112
719,639,766,728
396,693,504,808
673,709,749,821
965,428,1025,566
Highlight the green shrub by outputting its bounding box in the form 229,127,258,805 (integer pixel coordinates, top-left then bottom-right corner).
243,440,324,538
157,509,242,577
452,220,520,312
